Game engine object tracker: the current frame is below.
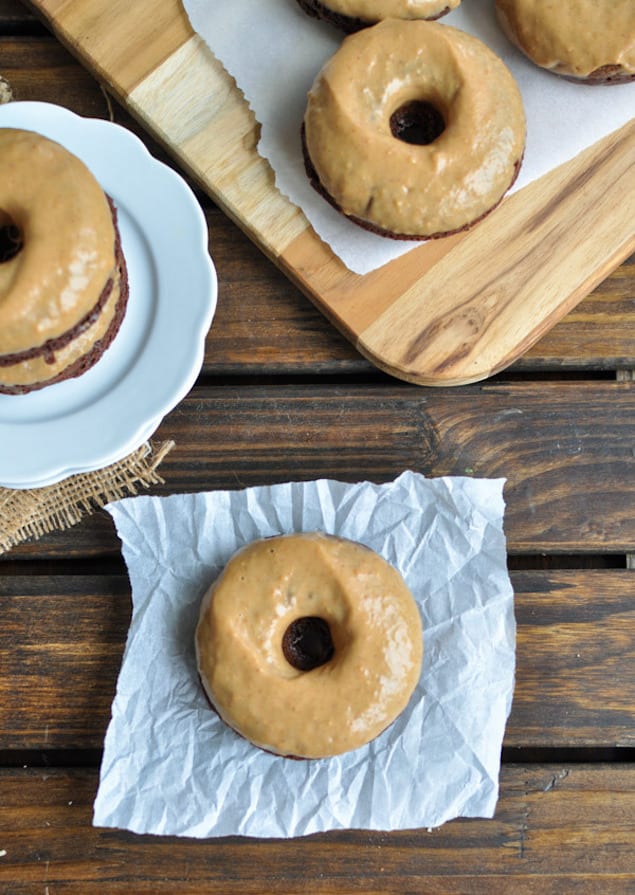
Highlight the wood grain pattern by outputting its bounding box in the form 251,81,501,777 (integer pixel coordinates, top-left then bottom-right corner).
24,0,191,93
1,572,633,751
22,0,635,385
0,0,37,26
0,765,634,893
2,380,633,560
142,380,635,555
0,575,129,749
509,571,635,748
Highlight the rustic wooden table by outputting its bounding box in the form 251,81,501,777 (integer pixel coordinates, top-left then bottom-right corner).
1,2,634,891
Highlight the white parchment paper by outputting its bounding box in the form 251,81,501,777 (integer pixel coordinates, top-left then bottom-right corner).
94,471,515,838
183,0,635,274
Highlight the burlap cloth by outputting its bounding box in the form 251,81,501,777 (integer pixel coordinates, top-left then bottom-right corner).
0,440,175,554
0,79,175,555
0,75,11,104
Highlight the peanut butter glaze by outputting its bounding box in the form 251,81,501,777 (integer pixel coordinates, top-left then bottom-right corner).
314,0,460,21
0,128,116,354
303,20,526,238
0,255,124,391
496,0,635,79
196,533,423,759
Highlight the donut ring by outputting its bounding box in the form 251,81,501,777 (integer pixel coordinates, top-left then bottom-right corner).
0,128,128,393
0,204,128,395
295,0,460,33
195,533,423,759
495,0,635,84
302,19,526,239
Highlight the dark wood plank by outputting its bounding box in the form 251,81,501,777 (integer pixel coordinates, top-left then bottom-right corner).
153,382,635,555
0,575,129,749
1,571,632,750
0,0,37,27
0,764,633,893
0,34,111,117
508,570,635,748
3,380,634,560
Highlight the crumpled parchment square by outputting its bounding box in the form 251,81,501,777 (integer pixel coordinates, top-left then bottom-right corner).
94,471,515,837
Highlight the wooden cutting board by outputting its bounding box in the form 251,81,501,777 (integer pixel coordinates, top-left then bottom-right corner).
24,0,635,385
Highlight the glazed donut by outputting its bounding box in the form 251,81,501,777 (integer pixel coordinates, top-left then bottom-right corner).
195,532,423,759
295,0,460,34
0,128,128,394
495,0,635,84
302,19,526,240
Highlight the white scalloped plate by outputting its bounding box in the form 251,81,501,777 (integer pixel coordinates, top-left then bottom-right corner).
0,102,217,489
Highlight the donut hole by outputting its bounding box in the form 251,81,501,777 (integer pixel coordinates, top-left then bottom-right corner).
0,212,22,263
282,616,334,672
389,100,445,146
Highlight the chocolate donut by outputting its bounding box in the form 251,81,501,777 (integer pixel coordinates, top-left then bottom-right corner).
495,0,635,84
295,0,459,33
302,20,526,240
195,533,423,759
0,128,129,394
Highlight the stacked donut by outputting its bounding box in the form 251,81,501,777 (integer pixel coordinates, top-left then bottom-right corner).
0,128,128,394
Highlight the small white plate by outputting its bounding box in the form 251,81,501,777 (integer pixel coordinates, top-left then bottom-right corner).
0,102,217,489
